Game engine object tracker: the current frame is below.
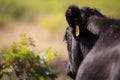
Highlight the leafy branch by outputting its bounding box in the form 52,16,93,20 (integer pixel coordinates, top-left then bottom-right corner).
0,34,58,80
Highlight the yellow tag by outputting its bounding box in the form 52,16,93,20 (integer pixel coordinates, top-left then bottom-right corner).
75,25,80,37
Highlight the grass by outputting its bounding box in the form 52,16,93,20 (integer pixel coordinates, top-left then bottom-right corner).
40,13,65,29
0,0,120,27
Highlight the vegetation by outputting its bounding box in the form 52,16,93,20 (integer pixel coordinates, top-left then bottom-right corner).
0,0,120,80
0,34,58,80
0,0,120,27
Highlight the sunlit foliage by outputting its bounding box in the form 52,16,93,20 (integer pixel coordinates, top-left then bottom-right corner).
0,34,58,80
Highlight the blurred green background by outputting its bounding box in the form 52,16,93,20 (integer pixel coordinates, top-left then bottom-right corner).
0,0,120,80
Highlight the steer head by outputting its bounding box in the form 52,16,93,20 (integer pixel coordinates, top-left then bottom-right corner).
64,5,104,79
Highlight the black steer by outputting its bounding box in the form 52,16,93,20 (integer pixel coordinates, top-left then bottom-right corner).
64,5,120,80
64,5,105,79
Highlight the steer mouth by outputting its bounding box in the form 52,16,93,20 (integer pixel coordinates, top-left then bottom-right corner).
66,62,76,79
67,70,76,79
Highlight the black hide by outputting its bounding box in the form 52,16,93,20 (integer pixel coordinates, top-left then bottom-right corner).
64,5,120,80
76,18,120,80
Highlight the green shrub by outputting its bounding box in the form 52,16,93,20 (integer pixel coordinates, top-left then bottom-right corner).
0,34,58,80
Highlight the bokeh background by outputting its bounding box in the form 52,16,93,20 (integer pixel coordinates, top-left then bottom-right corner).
0,0,120,80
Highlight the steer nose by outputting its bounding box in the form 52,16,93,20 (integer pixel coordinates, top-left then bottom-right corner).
66,63,76,79
67,70,76,79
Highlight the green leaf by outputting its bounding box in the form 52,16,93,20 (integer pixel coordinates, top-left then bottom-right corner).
39,76,45,80
20,45,27,54
39,48,57,63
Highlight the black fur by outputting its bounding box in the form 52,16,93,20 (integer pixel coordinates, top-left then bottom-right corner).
76,21,120,80
64,5,120,80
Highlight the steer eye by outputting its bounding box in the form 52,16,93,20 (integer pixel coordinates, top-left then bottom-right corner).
64,39,67,43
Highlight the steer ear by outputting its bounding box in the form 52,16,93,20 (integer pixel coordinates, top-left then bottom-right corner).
80,7,105,35
65,5,82,37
